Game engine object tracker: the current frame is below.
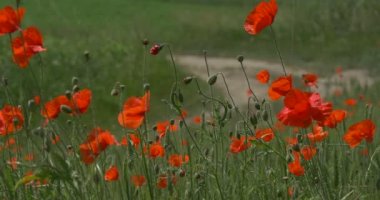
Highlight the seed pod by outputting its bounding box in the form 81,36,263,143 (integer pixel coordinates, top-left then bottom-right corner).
183,76,193,85
207,74,218,85
179,169,186,177
60,105,72,114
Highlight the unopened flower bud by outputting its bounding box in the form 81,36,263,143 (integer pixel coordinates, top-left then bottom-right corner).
152,125,157,131
183,76,193,85
28,99,35,108
72,85,80,93
72,77,79,85
250,114,258,126
237,55,244,62
142,38,149,46
60,105,72,114
179,169,186,177
83,50,90,62
255,102,261,110
144,83,150,91
150,44,163,55
262,110,269,121
207,74,218,85
65,90,72,99
292,144,300,152
2,77,8,86
111,89,119,96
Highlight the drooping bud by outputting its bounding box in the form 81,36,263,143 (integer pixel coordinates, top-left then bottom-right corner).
237,55,244,63
72,77,79,85
111,89,119,96
250,114,258,127
207,74,218,85
150,44,163,55
60,105,72,114
72,85,80,93
254,102,261,110
183,76,193,85
142,38,149,46
144,83,150,92
65,90,72,99
262,110,269,121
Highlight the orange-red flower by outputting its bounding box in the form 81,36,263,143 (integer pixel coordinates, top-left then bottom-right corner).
302,73,318,87
288,152,304,176
131,175,146,187
12,26,46,68
79,128,117,164
168,154,189,167
33,95,41,105
156,175,178,189
343,119,375,148
0,6,25,35
193,116,201,124
301,146,317,161
277,89,332,128
268,76,292,101
307,125,328,143
244,0,278,35
229,136,253,154
118,91,150,129
344,98,357,107
0,104,24,135
149,142,165,158
104,166,119,181
156,120,178,138
256,70,270,84
255,128,274,142
319,109,346,128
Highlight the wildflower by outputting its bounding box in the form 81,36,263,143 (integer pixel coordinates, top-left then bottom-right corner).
150,44,162,55
51,135,60,144
33,96,41,105
302,73,318,87
277,89,332,128
7,157,18,170
193,116,201,124
288,152,304,176
301,146,317,161
156,175,178,189
285,137,298,146
345,98,357,107
104,166,119,181
24,153,34,161
319,109,346,128
12,26,46,68
343,119,375,148
244,0,278,35
256,69,270,84
168,154,189,167
0,104,24,135
156,120,178,138
0,6,25,35
118,91,150,129
149,142,165,158
307,125,328,143
79,128,117,164
255,128,274,142
229,136,253,154
268,75,292,101
131,175,146,187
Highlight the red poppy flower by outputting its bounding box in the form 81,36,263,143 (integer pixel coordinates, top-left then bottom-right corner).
302,73,318,87
131,175,146,187
24,153,34,161
168,154,189,168
288,152,304,176
0,104,24,135
156,120,178,138
72,89,92,113
193,116,201,124
244,0,278,35
307,125,328,143
268,76,292,101
149,142,165,158
51,135,60,145
256,70,270,84
277,89,332,128
229,136,253,154
344,98,357,107
156,175,178,189
319,109,346,128
118,91,150,129
33,95,41,105
0,6,25,35
7,157,18,170
104,166,119,181
285,137,298,146
12,26,46,68
150,44,162,55
301,146,317,161
255,128,274,142
79,128,117,164
343,119,375,148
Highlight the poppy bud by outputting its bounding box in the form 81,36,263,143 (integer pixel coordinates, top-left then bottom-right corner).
150,44,163,55
66,145,73,151
154,164,160,174
195,173,202,180
28,99,35,109
120,84,125,91
111,89,119,96
60,105,72,114
84,50,90,62
250,114,258,126
183,76,193,85
65,90,72,99
72,85,80,93
296,134,303,144
292,144,300,152
144,83,150,92
229,132,233,137
2,76,8,86
179,169,186,177
254,102,261,110
72,77,79,85
237,55,244,63
178,91,184,103
170,119,175,125
142,38,149,46
152,125,157,131
227,101,233,109
262,110,269,121
207,74,218,85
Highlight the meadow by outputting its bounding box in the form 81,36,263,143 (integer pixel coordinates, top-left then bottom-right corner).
0,0,379,199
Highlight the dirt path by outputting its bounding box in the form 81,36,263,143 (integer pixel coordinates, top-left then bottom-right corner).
173,55,374,106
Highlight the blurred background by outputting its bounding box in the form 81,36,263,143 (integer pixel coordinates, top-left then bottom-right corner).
1,0,379,128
